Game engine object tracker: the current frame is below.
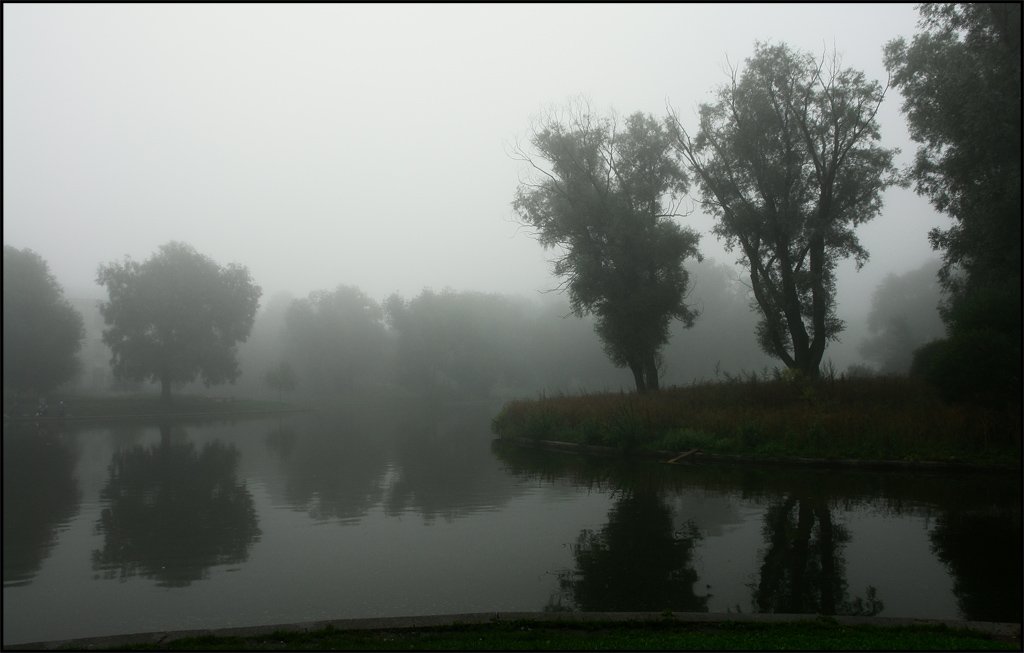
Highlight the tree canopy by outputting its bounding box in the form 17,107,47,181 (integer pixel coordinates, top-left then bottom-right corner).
513,104,701,392
3,245,85,397
671,43,899,377
886,4,1021,406
885,3,1021,295
96,242,261,401
284,285,386,393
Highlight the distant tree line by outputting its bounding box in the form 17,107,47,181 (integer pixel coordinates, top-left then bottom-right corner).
3,5,1017,408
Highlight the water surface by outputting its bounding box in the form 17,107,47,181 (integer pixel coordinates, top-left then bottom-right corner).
3,400,1019,644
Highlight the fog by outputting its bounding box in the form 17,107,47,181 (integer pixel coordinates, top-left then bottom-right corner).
4,4,952,391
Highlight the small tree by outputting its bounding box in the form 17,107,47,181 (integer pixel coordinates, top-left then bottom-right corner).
97,242,261,402
3,246,85,398
513,103,701,393
671,43,900,377
264,361,297,402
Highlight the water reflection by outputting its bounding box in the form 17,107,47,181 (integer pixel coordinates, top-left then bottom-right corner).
265,413,389,523
930,501,1022,622
753,495,881,616
493,442,1020,620
3,425,81,587
92,424,260,587
558,489,708,612
384,402,519,521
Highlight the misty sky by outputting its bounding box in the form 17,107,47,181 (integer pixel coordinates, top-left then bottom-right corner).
4,3,949,322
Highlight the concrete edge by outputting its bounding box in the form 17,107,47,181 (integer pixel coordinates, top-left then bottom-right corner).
6,611,1020,650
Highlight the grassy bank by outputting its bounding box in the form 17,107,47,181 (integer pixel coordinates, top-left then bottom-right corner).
4,393,297,421
491,376,1021,465
97,619,1017,650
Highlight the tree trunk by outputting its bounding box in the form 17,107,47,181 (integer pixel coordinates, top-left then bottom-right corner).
643,352,660,392
629,361,647,394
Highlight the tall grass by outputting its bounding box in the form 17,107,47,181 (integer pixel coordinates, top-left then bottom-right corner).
491,376,1021,464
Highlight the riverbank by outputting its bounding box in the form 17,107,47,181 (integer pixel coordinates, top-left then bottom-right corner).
3,393,304,424
491,377,1021,466
8,612,1019,650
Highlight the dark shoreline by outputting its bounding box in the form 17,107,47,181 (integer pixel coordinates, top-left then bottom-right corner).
500,436,1021,473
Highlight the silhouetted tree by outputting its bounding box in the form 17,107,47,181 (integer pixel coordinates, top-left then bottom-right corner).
3,246,85,398
96,242,261,402
886,4,1021,406
514,103,701,393
671,43,899,378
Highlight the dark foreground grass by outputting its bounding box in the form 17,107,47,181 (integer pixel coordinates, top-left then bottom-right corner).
492,376,1021,465
105,620,1018,651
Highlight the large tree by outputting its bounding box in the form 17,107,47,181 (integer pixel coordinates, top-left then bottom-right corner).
97,242,261,401
671,43,899,377
3,245,85,397
885,4,1021,405
513,105,701,393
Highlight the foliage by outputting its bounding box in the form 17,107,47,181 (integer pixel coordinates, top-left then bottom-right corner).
671,43,900,377
3,245,85,395
284,285,386,393
513,102,701,393
884,3,1021,295
492,376,1020,464
264,361,297,400
384,289,531,397
885,5,1021,406
858,259,946,374
96,242,261,401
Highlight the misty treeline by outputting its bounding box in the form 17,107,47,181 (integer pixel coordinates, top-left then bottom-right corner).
187,257,782,401
3,5,1018,407
3,239,947,404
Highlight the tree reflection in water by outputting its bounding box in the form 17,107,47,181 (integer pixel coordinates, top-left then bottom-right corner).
752,495,882,616
3,425,81,587
930,503,1022,622
265,416,388,524
92,424,260,587
558,490,709,613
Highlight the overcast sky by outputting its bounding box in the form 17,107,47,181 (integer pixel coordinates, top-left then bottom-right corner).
4,3,948,322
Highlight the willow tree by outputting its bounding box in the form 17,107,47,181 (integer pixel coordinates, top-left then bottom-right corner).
671,43,899,377
513,105,701,393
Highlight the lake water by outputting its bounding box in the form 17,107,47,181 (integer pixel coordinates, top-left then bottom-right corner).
3,400,1020,645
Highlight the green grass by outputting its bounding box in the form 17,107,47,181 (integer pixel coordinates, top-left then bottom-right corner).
103,619,1018,651
491,377,1021,465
